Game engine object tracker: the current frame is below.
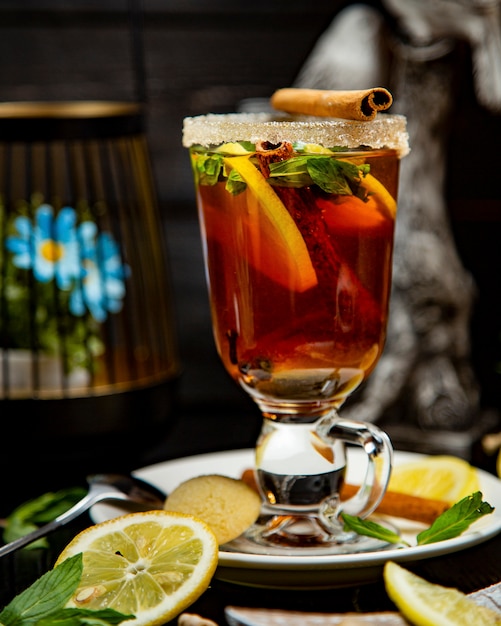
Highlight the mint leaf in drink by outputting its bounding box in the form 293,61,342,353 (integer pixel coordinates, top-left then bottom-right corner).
416,492,494,545
191,152,224,186
268,155,369,196
341,513,407,546
0,553,82,625
225,168,247,195
191,146,373,199
308,158,363,195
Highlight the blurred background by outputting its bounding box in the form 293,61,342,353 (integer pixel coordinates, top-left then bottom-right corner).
0,0,500,509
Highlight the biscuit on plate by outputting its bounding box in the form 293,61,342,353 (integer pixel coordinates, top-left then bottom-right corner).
164,474,262,545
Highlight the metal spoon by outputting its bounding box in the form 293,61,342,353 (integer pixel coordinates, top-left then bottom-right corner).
0,473,166,558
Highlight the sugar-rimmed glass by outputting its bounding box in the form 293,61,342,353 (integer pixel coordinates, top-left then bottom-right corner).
183,112,409,555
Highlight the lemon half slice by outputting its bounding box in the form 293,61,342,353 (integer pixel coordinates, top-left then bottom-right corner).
55,510,218,626
384,561,501,626
389,455,480,504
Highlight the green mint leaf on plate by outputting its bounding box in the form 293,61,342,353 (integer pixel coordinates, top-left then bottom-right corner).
416,491,494,545
341,492,494,549
0,553,82,625
341,513,407,546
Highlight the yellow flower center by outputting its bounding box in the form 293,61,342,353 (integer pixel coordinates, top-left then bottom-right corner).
41,239,64,263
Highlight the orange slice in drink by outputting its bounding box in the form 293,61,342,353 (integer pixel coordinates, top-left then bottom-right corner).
223,155,317,292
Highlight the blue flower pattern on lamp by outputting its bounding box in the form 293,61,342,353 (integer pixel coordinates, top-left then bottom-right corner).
6,204,130,323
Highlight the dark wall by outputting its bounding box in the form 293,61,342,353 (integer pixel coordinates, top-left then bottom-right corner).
0,0,350,438
0,0,500,433
0,0,343,209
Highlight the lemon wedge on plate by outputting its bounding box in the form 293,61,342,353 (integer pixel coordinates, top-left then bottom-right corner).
55,510,218,626
384,561,501,626
388,455,480,504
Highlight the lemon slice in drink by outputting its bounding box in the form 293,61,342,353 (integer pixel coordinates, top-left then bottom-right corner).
363,173,397,218
54,511,218,626
223,155,317,292
388,455,480,504
298,143,397,218
214,142,252,155
384,561,501,626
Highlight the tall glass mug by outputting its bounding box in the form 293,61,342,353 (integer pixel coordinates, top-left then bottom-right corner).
183,106,409,554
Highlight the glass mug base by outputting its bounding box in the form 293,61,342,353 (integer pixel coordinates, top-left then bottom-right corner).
223,411,395,555
224,511,397,556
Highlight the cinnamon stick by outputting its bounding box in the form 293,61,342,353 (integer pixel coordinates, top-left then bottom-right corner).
270,88,393,121
241,469,449,525
340,483,449,525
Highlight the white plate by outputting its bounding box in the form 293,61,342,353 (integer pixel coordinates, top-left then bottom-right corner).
91,449,501,589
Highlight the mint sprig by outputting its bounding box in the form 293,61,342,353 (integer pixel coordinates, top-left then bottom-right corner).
416,492,494,545
268,155,368,196
340,514,403,545
0,553,133,626
341,491,494,548
191,152,223,186
190,149,370,198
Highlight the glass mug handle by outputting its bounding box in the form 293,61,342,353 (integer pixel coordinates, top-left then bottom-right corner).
316,415,393,528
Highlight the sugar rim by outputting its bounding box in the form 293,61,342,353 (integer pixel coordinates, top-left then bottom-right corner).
182,112,410,158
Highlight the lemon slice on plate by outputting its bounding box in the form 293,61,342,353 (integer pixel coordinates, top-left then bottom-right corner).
389,455,480,504
54,510,218,626
384,561,501,626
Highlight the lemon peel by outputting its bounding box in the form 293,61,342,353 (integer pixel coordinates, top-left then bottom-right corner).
214,142,252,155
55,510,218,626
363,173,397,218
384,561,501,626
389,455,480,504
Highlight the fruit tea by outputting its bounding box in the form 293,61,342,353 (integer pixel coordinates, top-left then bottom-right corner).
184,113,408,414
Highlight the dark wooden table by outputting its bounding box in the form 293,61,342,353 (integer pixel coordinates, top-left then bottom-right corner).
1,401,500,625
1,507,500,625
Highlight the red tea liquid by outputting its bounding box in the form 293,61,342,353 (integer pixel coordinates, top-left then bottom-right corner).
193,148,399,413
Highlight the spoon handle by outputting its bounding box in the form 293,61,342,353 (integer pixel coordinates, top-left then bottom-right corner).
0,492,105,558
